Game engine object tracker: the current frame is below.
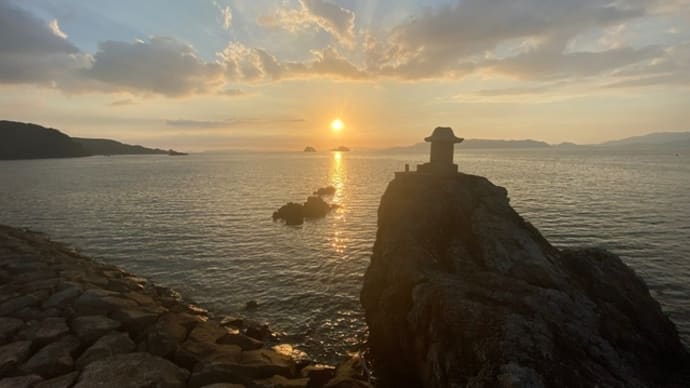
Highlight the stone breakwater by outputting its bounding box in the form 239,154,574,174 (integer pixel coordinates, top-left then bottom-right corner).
0,225,372,388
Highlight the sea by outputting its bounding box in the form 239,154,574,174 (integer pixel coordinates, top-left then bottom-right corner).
1,148,688,363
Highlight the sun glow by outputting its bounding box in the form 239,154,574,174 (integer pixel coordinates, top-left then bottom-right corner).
331,118,344,132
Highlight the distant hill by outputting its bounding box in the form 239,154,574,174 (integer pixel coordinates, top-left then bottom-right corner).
0,120,185,160
0,121,90,160
74,138,169,155
383,139,549,153
599,132,690,147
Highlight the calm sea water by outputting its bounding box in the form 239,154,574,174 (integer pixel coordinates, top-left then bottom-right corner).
1,148,688,362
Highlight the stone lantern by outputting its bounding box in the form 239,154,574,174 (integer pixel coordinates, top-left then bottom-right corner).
417,127,464,175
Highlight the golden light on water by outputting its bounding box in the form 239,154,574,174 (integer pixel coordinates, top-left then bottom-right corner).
330,118,344,133
330,151,347,254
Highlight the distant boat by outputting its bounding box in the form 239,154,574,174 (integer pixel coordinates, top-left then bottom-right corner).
331,146,350,152
168,149,188,156
304,146,317,152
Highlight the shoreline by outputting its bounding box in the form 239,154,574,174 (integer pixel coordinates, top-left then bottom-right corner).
0,225,373,387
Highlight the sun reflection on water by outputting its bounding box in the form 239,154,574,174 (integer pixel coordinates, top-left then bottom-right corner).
330,152,348,254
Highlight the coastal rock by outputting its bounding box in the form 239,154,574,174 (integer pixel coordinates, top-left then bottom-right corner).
273,193,338,225
0,374,42,388
41,286,81,309
71,315,121,344
0,318,23,342
21,335,80,378
361,173,690,387
34,371,79,388
273,203,305,226
0,340,32,375
34,317,69,345
74,352,189,388
146,313,198,358
218,332,264,350
75,331,135,369
313,186,336,196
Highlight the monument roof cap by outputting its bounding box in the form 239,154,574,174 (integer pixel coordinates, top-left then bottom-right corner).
424,127,464,143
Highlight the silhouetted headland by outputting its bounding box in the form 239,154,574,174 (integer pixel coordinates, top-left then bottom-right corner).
0,121,186,160
0,225,373,387
361,127,690,387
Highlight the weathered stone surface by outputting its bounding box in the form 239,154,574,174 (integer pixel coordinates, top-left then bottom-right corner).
0,295,41,316
71,315,121,344
42,286,81,309
74,353,189,388
188,361,254,388
0,374,42,388
300,364,336,387
34,317,69,345
34,371,79,388
238,349,295,378
73,289,137,316
111,307,164,336
256,375,309,388
0,317,23,341
361,173,690,387
146,312,200,358
198,384,245,388
217,333,263,350
175,340,242,371
0,340,32,376
75,331,135,369
21,335,80,378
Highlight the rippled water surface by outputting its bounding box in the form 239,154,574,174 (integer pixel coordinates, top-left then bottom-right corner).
1,149,688,361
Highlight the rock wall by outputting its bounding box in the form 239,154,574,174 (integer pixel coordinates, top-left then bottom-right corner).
361,173,690,387
0,225,372,388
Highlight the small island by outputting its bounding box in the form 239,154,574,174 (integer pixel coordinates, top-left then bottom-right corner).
303,146,317,152
331,146,350,152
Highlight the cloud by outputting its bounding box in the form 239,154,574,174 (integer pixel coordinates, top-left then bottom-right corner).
83,37,225,96
257,0,356,44
213,2,233,30
166,117,305,129
109,98,136,107
0,2,87,85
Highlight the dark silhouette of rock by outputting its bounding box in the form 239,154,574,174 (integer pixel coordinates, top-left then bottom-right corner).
331,146,350,152
361,173,690,387
273,202,305,225
303,196,332,219
0,121,89,160
273,193,339,225
74,138,185,156
304,146,317,152
314,186,336,196
245,300,259,310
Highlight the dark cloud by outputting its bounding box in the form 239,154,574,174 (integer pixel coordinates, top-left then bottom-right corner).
84,37,225,96
0,1,86,84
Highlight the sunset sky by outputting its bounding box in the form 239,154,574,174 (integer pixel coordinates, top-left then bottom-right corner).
1,0,689,151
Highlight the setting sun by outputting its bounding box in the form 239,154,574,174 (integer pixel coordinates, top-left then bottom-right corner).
331,119,344,132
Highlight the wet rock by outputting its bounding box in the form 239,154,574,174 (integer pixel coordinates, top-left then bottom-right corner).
244,322,272,342
175,340,242,371
74,353,189,388
218,332,263,350
0,317,23,342
245,301,258,310
21,335,80,378
0,340,32,376
219,316,243,329
34,371,79,388
238,349,295,378
198,384,245,388
361,172,690,387
0,294,41,316
75,331,135,369
0,374,42,388
71,315,121,344
34,317,69,345
42,286,81,309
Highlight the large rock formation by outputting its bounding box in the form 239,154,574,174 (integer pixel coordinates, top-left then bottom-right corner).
361,173,690,387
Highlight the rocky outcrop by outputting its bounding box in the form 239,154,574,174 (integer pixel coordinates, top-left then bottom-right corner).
0,225,369,387
361,173,690,387
273,195,339,226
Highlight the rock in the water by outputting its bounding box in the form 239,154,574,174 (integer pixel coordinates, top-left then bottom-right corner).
218,332,263,350
273,203,304,226
76,331,135,369
361,173,690,387
74,352,189,388
302,196,331,219
71,315,121,344
245,300,259,310
0,340,32,376
21,335,80,378
313,186,336,196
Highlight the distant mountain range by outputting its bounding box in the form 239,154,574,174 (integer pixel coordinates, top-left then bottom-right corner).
0,121,186,160
383,131,690,152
